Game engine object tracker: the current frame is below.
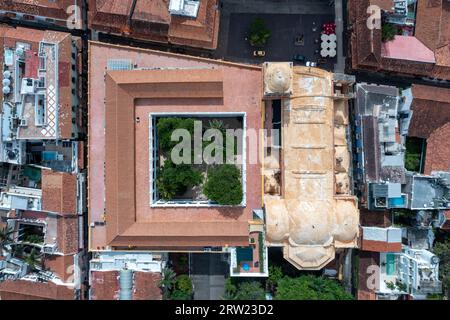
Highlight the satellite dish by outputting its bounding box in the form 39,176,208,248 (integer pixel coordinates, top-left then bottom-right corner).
431,256,439,265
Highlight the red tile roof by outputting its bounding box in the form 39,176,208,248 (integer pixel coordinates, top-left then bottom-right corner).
360,209,392,228
41,169,77,216
358,251,380,294
57,215,79,255
133,271,162,300
90,271,120,300
90,270,162,300
425,123,450,174
361,239,402,253
0,280,74,300
88,0,219,49
0,0,83,29
45,254,76,282
370,0,394,11
441,210,450,230
88,41,262,250
408,85,450,175
409,85,450,139
348,0,450,79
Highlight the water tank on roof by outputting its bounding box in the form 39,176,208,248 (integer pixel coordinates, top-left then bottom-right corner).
3,71,11,79
3,85,11,95
3,79,11,87
119,269,133,300
16,46,25,58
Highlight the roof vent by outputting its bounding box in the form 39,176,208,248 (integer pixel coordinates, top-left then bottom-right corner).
107,59,134,71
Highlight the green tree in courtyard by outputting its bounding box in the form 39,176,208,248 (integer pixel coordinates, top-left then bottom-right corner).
157,118,195,152
275,275,353,300
248,18,271,47
171,275,194,300
433,240,450,299
157,159,203,200
159,267,177,300
204,165,243,205
225,280,266,300
266,265,283,294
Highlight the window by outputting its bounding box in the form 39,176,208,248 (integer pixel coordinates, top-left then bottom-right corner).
38,76,45,88
39,55,46,70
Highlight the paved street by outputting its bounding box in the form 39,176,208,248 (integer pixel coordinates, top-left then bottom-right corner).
190,254,229,300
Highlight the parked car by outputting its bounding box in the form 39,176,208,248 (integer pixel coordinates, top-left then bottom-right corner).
293,54,306,62
253,50,266,57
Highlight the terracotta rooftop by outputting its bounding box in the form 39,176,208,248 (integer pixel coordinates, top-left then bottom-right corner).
409,84,450,139
88,0,220,49
370,0,394,11
90,270,120,300
360,208,392,228
441,210,450,230
408,85,450,173
348,0,450,80
425,123,450,174
0,280,74,300
358,250,379,300
0,0,83,28
56,215,79,255
0,25,79,139
408,84,450,175
133,271,162,300
90,270,162,300
88,41,262,250
45,254,77,282
41,169,78,216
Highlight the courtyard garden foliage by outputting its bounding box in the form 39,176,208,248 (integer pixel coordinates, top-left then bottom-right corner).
204,165,243,205
155,117,244,205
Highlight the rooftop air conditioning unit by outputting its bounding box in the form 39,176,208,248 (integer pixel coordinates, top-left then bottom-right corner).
19,119,27,127
42,243,57,254
20,78,36,95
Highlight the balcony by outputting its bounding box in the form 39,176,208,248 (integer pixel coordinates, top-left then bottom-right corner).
417,279,442,295
230,231,268,277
